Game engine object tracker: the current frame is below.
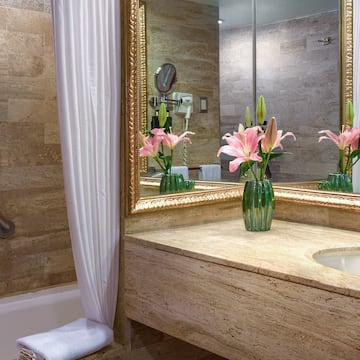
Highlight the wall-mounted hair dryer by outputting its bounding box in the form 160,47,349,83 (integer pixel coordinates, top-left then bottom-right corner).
171,92,193,131
181,95,193,121
171,92,193,165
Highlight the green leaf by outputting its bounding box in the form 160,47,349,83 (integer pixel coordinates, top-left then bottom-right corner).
240,162,251,174
269,152,285,160
349,149,360,160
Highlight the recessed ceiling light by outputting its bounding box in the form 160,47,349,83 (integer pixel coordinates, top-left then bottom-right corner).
218,19,223,25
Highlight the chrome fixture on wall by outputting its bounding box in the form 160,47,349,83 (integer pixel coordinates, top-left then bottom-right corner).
0,213,15,239
318,37,333,45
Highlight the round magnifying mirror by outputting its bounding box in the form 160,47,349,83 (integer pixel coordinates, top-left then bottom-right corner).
154,63,177,95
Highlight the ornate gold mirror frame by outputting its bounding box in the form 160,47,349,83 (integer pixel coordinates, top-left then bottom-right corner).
123,0,359,215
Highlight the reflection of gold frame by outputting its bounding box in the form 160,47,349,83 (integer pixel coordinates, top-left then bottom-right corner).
139,2,148,173
123,0,358,215
341,0,353,125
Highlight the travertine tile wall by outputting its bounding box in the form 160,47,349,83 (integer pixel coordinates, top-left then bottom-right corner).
144,0,220,172
0,1,75,297
220,11,339,182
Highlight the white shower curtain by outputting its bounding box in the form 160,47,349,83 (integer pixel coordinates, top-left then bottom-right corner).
353,1,360,193
51,0,120,327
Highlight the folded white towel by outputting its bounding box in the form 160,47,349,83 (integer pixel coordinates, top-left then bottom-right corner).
171,166,189,180
199,164,221,181
16,318,113,360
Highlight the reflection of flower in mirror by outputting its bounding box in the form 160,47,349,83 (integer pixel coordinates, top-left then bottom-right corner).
318,126,360,175
139,128,195,175
318,100,360,175
217,117,296,181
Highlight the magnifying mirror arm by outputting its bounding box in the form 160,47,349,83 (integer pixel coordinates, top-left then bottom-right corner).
149,96,180,108
166,98,180,106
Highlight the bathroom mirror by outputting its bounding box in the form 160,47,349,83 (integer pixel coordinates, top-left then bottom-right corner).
122,0,356,214
154,63,177,95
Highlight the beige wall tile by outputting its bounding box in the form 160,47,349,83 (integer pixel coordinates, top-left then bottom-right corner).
1,75,45,100
9,53,45,76
0,0,44,12
0,143,9,166
0,7,6,29
7,143,62,166
0,100,7,121
1,121,44,143
7,6,47,33
43,45,55,77
0,165,64,191
7,98,56,122
6,31,43,55
44,121,60,144
44,0,51,14
43,76,57,100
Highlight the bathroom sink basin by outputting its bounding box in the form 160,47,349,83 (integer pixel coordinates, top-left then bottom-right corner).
313,248,360,275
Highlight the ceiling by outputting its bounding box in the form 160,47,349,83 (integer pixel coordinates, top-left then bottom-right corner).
192,0,339,29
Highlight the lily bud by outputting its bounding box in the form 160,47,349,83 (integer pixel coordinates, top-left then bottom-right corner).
345,100,354,127
262,117,278,153
238,123,245,133
158,102,167,128
256,95,267,126
245,106,252,128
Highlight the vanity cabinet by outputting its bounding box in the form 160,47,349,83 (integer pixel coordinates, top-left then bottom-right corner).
124,219,360,360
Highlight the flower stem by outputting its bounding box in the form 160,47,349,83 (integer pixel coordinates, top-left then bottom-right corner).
339,149,345,173
153,157,167,174
169,149,174,175
261,151,272,180
344,146,354,174
248,161,258,181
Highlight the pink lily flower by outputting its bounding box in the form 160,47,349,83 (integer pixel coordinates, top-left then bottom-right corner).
350,128,360,151
318,126,360,151
262,117,296,153
217,126,263,172
139,128,166,157
151,128,167,138
162,131,195,150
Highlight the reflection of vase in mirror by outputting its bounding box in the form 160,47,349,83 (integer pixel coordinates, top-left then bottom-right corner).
326,173,353,193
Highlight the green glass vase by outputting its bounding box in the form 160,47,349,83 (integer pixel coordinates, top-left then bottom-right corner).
160,173,186,194
242,179,275,231
326,173,353,193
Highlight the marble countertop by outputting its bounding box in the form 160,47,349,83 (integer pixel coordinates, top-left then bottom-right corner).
125,219,360,298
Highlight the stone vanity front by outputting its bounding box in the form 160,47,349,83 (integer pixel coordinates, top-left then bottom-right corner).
125,219,360,360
